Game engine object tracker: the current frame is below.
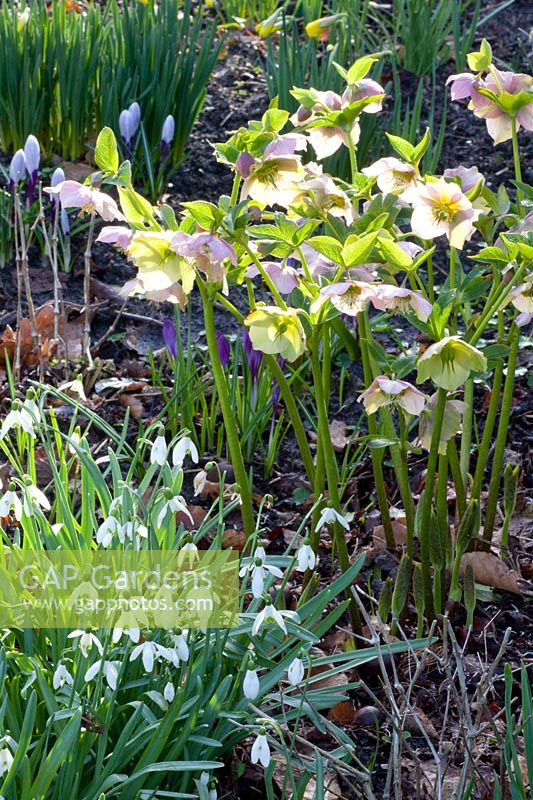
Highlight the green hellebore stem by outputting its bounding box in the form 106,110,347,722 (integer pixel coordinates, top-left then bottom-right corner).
198,280,255,538
230,172,241,206
447,438,466,520
383,409,415,560
511,117,523,209
483,326,519,542
245,246,287,310
472,361,503,501
347,131,358,183
469,262,528,346
459,377,474,486
418,386,448,621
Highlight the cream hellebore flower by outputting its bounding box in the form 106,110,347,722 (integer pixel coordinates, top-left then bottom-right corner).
358,376,427,416
96,225,133,249
315,506,350,532
0,746,14,778
244,306,306,362
296,538,316,572
46,181,124,222
127,231,196,295
417,336,487,391
419,394,467,454
246,261,300,294
362,157,420,202
320,281,377,316
302,173,354,223
251,727,271,768
508,279,533,314
240,137,306,208
410,179,477,249
85,659,120,691
370,285,433,322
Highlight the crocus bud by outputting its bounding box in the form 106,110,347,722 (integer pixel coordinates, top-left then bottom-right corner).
216,331,230,367
51,167,65,187
161,115,175,145
242,328,262,384
8,149,26,190
128,101,141,130
24,135,40,178
60,209,70,237
162,317,178,358
235,152,255,178
119,109,137,147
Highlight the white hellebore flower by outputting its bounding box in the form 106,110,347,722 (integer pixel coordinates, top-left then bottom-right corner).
315,507,350,532
287,655,305,686
67,630,103,658
251,727,271,768
164,681,175,703
252,599,299,636
296,538,316,572
172,436,199,468
85,659,120,691
150,432,167,466
0,746,14,778
53,663,74,690
130,640,162,673
239,546,283,599
243,667,260,699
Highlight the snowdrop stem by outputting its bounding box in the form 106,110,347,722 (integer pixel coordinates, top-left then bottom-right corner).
198,280,255,538
482,325,519,543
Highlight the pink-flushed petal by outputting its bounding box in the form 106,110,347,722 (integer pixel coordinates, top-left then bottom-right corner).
409,292,433,322
96,226,132,248
446,73,476,101
397,387,427,416
448,213,475,249
517,101,533,132
411,205,448,240
264,133,308,157
443,165,483,193
312,90,344,111
485,113,513,144
375,376,409,396
55,180,92,209
308,126,346,160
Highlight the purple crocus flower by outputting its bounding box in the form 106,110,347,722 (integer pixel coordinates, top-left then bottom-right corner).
50,167,65,220
242,328,262,384
24,135,40,205
119,109,137,151
217,331,231,367
161,115,175,161
7,149,26,191
271,356,284,413
162,317,178,358
128,102,141,130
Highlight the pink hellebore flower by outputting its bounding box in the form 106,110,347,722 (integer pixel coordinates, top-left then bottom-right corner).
291,90,359,161
443,165,484,193
470,70,533,144
299,243,335,277
370,284,433,322
446,72,477,101
362,157,420,202
96,225,133,249
47,180,124,222
342,78,385,113
410,178,477,249
246,261,300,294
419,394,467,454
176,232,237,285
263,133,308,157
302,173,354,223
320,281,377,316
358,376,427,416
508,279,533,314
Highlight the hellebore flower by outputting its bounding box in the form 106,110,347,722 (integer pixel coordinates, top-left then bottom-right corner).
8,149,26,190
241,152,306,208
244,306,306,362
246,260,300,294
469,70,533,145
173,231,236,288
47,180,124,222
127,231,195,294
370,284,433,322
443,165,484,193
96,225,133,249
362,157,420,202
293,90,357,161
161,115,175,159
235,151,256,178
242,328,263,382
358,376,427,416
162,316,178,358
410,179,477,249
251,728,271,768
342,78,385,112
418,394,467,454
301,173,354,223
446,72,477,101
263,133,308,158
216,331,231,366
417,335,487,391
320,281,377,316
508,279,533,314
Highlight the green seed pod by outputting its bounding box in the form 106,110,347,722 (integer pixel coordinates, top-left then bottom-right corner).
464,563,476,627
455,498,480,556
503,464,519,517
429,509,443,570
412,563,425,617
392,554,411,619
378,576,393,621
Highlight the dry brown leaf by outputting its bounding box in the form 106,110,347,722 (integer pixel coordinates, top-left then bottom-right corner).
372,518,408,549
404,707,439,740
460,551,524,594
327,699,357,724
62,160,93,181
329,419,350,451
118,394,144,419
222,528,246,551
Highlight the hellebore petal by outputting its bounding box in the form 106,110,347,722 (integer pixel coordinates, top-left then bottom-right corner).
358,376,427,416
416,336,487,391
245,306,306,362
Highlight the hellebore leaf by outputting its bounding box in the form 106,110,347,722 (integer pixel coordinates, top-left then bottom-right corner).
181,201,222,230
341,231,378,267
386,133,416,162
346,55,379,84
412,127,431,164
307,235,343,264
377,237,413,270
118,187,159,229
95,127,119,174
470,246,510,264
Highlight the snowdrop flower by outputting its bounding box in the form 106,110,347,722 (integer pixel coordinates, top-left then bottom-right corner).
0,400,36,439
296,538,316,572
172,436,199,468
357,376,427,416
7,149,26,190
0,746,14,778
362,157,420,202
315,506,350,532
85,659,120,691
251,727,271,768
167,629,189,664
239,545,283,599
410,179,478,250
194,469,208,496
53,663,74,690
67,630,103,658
0,484,23,521
157,491,193,527
287,653,305,686
150,430,167,466
163,681,175,703
252,598,299,636
243,660,260,699
46,181,124,222
22,481,51,515
96,515,120,548
416,336,487,391
129,640,162,673
112,627,140,644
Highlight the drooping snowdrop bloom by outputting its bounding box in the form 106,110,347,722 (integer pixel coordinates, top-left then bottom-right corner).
358,376,427,416
370,284,433,322
410,179,477,249
320,281,377,316
0,746,14,778
164,629,189,665
85,659,120,691
67,630,103,658
251,727,271,768
96,515,120,548
240,545,284,599
193,469,208,496
46,181,124,222
22,481,51,515
7,148,26,190
416,336,487,391
244,306,306,362
150,430,167,466
287,653,305,686
112,626,140,644
0,400,36,439
157,491,193,528
163,681,175,703
53,663,74,690
129,640,162,672
0,484,23,521
315,506,350,533
243,661,260,699
362,157,420,202
296,538,316,572
172,436,199,468
252,598,299,636
418,394,467,454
